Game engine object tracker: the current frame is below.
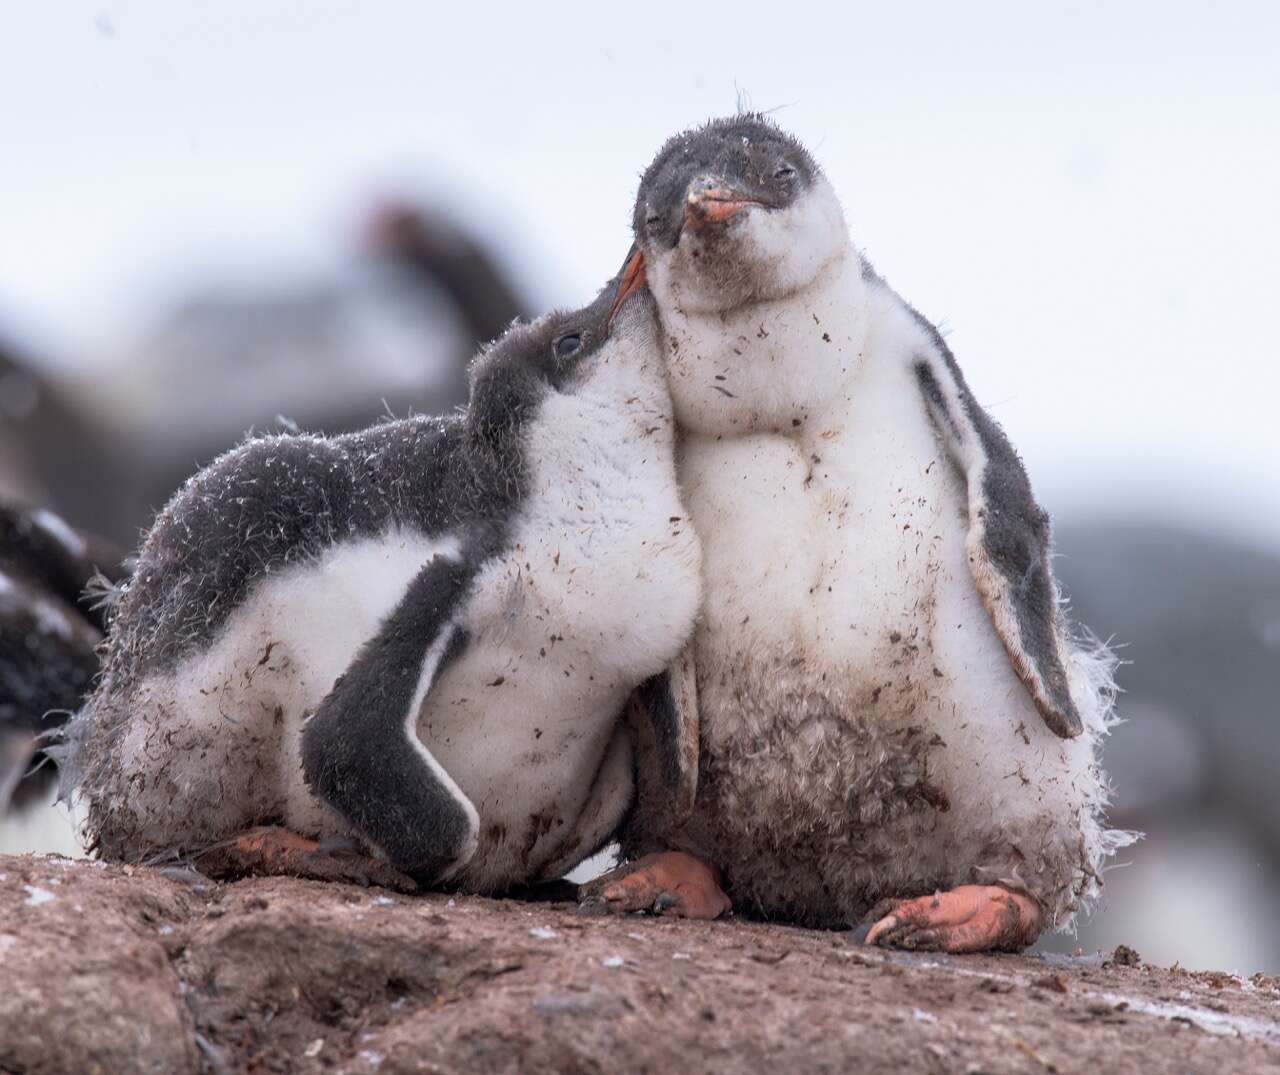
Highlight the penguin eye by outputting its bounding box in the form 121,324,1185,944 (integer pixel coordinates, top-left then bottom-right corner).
774,162,797,182
553,334,582,358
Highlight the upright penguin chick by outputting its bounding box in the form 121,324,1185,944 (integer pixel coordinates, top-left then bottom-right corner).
65,256,703,892
607,115,1131,950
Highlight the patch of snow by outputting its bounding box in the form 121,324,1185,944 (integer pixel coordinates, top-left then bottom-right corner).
446,898,456,908
626,932,648,942
23,885,56,906
369,896,395,907
530,926,557,940
159,925,174,935
601,955,625,968
673,952,692,960
0,572,12,595
358,1050,385,1068
913,1008,938,1024
1094,990,1280,1045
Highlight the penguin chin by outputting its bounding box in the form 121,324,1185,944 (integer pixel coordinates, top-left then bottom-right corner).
648,180,849,316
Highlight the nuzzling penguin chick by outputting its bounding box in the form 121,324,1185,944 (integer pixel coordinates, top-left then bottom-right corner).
602,116,1131,951
62,255,703,892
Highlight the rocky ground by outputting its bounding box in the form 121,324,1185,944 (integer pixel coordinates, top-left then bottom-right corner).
2,853,1278,1074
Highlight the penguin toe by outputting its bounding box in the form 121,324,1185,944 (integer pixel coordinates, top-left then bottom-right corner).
863,885,1041,953
580,851,730,920
196,826,418,894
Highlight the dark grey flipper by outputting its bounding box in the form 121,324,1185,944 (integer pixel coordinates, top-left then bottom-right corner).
302,552,480,883
912,348,1083,740
627,643,700,828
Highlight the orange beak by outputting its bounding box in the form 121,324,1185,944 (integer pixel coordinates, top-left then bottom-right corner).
608,248,647,324
684,188,761,230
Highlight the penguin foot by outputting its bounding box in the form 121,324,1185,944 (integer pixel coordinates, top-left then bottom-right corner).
863,884,1042,953
195,826,418,893
580,852,731,919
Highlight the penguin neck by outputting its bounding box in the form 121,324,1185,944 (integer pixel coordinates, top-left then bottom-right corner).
523,347,677,508
656,247,870,437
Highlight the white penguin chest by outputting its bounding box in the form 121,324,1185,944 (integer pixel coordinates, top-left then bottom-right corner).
418,386,702,853
680,355,966,683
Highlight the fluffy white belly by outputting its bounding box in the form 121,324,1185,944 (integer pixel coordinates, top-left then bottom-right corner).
108,526,638,887
676,412,1102,924
112,529,457,851
425,491,702,885
417,632,634,885
680,412,965,685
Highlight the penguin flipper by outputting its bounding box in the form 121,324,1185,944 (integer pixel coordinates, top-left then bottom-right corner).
627,642,700,827
912,351,1083,739
302,552,481,883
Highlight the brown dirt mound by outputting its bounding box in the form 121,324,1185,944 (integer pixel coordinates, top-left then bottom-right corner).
2,853,1277,1074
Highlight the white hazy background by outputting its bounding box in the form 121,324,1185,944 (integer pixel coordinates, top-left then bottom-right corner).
2,1,1278,550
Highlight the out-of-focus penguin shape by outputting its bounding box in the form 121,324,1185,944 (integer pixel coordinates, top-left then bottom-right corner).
0,500,124,812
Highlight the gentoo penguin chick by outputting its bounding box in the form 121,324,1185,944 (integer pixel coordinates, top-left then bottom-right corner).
0,500,123,812
63,256,703,892
602,116,1130,951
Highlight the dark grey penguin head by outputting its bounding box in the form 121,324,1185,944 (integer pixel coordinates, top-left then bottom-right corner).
633,115,850,314
464,248,657,447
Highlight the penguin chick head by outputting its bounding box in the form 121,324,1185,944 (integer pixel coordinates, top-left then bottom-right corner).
634,115,848,315
465,252,660,446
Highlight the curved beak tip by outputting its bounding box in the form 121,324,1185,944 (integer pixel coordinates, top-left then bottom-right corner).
608,250,647,324
684,188,758,229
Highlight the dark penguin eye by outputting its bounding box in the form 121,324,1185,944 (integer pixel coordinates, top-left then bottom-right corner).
774,162,797,181
554,334,581,358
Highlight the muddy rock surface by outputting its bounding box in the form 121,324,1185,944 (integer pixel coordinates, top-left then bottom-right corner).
2,853,1278,1074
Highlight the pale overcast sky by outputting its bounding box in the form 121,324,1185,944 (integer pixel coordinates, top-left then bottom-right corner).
2,1,1277,547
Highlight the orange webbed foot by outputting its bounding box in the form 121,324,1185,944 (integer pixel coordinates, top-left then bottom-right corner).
864,884,1042,953
194,826,417,893
581,851,731,919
